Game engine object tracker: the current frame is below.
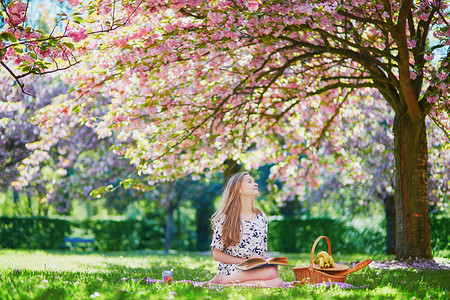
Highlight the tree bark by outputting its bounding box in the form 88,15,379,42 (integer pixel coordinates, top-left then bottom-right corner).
164,206,174,252
196,201,214,250
393,112,432,259
223,159,241,184
13,189,19,203
383,194,396,255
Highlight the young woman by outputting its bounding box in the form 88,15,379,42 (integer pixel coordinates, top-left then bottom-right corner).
208,172,284,287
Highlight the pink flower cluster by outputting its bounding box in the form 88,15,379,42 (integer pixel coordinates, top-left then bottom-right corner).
247,0,261,12
97,0,112,15
66,24,88,42
6,1,27,26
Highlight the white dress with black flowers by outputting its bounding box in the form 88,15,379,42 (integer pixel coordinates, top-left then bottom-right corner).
210,212,268,276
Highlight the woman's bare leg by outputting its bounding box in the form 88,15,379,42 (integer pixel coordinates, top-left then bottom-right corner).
218,266,281,284
227,277,284,288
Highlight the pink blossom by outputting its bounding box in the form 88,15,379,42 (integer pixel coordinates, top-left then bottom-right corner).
97,1,111,15
6,1,27,26
410,71,417,80
424,53,434,61
197,48,208,56
67,0,79,6
438,83,447,90
418,12,430,21
164,23,176,32
165,39,180,48
427,95,439,103
407,39,416,48
207,12,223,26
436,73,448,81
247,1,259,12
35,48,52,59
66,24,88,42
6,47,16,58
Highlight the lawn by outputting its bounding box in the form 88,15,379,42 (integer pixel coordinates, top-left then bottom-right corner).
0,249,448,299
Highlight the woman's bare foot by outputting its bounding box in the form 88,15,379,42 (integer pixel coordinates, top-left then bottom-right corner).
208,273,224,284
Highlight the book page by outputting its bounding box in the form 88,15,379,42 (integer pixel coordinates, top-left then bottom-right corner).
267,257,289,265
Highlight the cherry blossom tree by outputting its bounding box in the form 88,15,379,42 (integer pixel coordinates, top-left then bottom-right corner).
0,71,67,214
299,90,449,254
0,0,138,95
15,0,450,258
0,68,143,214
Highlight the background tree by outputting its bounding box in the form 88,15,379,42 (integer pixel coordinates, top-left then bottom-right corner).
293,90,449,254
0,71,70,214
15,0,450,258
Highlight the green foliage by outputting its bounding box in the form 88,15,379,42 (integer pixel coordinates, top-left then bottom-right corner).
0,217,71,249
81,218,165,251
138,218,166,250
430,216,450,253
268,217,450,255
0,189,56,217
84,219,140,251
2,215,448,254
268,217,385,254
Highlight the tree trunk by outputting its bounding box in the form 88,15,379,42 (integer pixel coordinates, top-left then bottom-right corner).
164,206,174,252
393,112,432,259
13,189,19,203
196,200,215,251
223,159,241,184
27,190,32,215
383,194,396,255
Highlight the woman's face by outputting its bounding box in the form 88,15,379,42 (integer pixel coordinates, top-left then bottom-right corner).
240,174,259,197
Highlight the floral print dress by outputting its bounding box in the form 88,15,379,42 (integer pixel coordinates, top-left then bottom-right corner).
210,212,268,276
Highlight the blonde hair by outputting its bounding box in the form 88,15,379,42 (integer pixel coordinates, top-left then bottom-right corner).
211,172,261,248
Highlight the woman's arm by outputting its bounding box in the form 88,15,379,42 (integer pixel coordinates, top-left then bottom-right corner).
212,248,248,264
212,248,265,264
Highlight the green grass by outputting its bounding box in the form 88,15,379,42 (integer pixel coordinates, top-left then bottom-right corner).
0,249,448,299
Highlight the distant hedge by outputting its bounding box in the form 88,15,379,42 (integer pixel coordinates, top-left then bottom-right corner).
0,217,165,251
267,217,385,254
0,216,448,253
78,218,165,251
429,216,450,253
268,216,449,254
0,217,72,249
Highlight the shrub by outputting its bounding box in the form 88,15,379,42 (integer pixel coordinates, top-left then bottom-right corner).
268,216,449,254
429,216,449,253
0,217,71,249
1,216,447,253
268,217,385,254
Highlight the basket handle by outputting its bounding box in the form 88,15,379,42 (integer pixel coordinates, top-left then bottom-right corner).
309,236,332,267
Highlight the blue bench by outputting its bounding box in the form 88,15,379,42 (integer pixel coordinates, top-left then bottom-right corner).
62,237,95,250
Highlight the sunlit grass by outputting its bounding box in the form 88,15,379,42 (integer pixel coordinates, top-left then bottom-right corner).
0,249,448,299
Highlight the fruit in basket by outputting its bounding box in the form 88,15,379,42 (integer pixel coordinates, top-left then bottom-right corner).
314,251,336,268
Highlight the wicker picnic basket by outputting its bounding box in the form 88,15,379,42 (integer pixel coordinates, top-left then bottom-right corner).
292,236,347,284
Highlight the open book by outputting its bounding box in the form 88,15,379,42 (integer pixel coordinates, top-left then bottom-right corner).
236,257,289,271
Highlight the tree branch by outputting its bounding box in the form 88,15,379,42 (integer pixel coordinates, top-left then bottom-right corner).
0,61,33,96
337,10,386,27
429,113,450,141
